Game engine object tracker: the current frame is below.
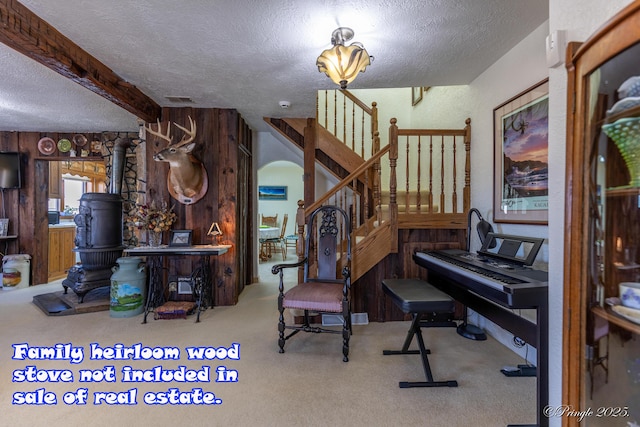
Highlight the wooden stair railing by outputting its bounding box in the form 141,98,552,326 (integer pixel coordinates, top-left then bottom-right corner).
386,118,472,229
304,117,472,233
294,117,471,282
265,89,471,282
265,116,367,184
317,90,378,161
296,139,393,283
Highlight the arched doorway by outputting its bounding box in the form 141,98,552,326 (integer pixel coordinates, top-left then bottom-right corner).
257,160,303,262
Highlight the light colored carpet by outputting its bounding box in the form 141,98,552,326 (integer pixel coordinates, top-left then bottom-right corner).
0,255,536,426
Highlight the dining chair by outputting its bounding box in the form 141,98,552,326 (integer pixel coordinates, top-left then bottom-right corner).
284,221,299,254
266,214,288,260
261,214,278,227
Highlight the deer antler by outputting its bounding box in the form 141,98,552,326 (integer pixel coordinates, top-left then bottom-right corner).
173,116,196,148
145,119,173,145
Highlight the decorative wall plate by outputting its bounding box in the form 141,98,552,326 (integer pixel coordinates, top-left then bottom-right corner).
606,96,640,116
37,137,56,155
612,304,640,325
57,138,72,153
618,75,640,99
72,134,87,147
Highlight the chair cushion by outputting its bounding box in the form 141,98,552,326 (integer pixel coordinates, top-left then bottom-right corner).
382,279,454,313
283,282,345,313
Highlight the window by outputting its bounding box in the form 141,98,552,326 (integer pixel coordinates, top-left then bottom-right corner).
62,174,88,215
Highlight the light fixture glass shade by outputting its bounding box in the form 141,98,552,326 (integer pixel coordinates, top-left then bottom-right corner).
317,28,371,90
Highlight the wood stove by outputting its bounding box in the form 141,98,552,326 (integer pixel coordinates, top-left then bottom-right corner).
62,140,128,302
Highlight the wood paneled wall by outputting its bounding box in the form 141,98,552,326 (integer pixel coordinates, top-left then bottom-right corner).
0,107,253,306
353,228,466,322
143,107,252,306
0,131,104,286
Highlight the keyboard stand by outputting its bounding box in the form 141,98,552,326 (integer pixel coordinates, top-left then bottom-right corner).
382,279,458,388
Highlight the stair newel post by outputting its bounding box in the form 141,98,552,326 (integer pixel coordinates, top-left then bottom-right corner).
389,118,399,253
296,199,306,284
463,118,472,213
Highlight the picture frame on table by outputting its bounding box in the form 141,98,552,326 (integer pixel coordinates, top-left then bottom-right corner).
493,79,549,224
177,277,193,295
167,275,195,302
169,229,192,247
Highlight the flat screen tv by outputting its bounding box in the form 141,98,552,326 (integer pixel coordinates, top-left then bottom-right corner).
0,152,22,189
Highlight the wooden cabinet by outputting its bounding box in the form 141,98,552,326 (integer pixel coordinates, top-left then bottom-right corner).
49,161,61,198
49,160,107,200
59,159,107,198
564,3,640,425
60,160,105,178
48,226,76,281
64,161,84,174
86,161,106,176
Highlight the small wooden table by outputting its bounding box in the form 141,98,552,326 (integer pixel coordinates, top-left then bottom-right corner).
124,245,231,323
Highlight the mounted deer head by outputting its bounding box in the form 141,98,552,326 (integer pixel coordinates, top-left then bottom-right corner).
145,116,208,205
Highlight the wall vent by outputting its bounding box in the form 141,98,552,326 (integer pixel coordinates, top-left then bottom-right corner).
164,96,194,103
322,313,369,326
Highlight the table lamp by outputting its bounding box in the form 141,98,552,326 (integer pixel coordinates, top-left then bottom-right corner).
207,221,222,244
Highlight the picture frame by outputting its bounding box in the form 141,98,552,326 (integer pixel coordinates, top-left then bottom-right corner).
177,277,194,295
493,79,549,224
167,275,195,302
258,185,287,200
169,229,193,247
411,87,423,106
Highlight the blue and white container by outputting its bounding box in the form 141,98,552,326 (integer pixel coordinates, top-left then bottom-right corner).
2,254,31,290
110,257,146,317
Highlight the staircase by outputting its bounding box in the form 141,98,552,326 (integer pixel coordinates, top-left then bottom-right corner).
265,90,471,284
266,117,366,182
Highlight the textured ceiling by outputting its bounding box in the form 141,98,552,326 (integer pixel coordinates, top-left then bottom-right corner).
0,0,548,133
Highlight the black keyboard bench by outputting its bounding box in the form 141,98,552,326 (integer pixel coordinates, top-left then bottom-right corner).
382,278,458,388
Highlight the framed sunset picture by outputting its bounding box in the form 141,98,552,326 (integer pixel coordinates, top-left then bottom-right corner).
493,79,549,224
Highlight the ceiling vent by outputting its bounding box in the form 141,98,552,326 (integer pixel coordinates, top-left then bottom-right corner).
164,96,194,103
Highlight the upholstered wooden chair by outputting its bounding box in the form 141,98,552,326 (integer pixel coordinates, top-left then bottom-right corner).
271,205,352,362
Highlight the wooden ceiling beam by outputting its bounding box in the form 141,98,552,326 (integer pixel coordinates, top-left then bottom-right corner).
0,0,161,123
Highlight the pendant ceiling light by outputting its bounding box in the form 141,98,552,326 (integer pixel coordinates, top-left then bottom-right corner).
316,27,371,90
